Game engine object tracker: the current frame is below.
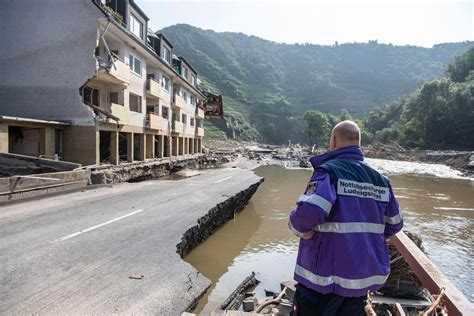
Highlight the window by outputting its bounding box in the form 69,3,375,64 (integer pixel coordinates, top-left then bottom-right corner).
109,91,122,105
83,86,100,107
129,93,142,112
190,118,195,126
163,47,171,64
191,75,196,86
182,90,188,102
190,95,197,106
134,58,141,75
130,14,143,39
183,67,188,79
162,106,169,119
172,112,178,122
196,119,202,128
181,113,187,124
128,54,141,75
161,75,170,92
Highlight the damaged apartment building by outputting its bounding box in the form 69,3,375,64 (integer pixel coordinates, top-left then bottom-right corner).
0,0,206,166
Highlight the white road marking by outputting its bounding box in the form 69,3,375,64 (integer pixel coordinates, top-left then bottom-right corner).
214,176,232,184
50,209,145,243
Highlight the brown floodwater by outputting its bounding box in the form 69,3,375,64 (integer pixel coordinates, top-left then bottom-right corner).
186,164,474,314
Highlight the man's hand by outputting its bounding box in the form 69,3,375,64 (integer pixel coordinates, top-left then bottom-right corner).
300,231,315,240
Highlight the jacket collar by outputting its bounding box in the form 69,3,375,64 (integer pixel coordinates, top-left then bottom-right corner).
310,146,364,169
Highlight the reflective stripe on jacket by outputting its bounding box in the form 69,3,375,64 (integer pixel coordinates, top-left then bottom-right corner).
289,146,403,297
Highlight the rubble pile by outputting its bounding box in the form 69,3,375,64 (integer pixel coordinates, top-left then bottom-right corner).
202,140,316,170
204,140,473,176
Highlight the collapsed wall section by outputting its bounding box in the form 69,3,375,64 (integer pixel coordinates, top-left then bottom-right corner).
0,0,101,125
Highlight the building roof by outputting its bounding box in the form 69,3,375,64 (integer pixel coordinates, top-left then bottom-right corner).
156,33,174,49
179,56,198,75
129,0,150,21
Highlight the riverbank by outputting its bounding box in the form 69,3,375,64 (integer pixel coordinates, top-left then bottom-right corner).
203,140,474,177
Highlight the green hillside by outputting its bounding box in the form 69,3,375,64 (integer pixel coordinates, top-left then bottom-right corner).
366,47,474,150
160,24,473,144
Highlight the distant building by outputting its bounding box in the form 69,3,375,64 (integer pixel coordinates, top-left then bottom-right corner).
0,0,205,165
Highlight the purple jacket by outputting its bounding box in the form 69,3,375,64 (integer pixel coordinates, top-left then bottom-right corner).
289,146,403,297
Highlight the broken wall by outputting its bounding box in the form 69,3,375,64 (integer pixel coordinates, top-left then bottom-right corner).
0,0,103,125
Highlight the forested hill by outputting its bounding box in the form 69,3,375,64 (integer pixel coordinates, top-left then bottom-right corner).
160,24,473,143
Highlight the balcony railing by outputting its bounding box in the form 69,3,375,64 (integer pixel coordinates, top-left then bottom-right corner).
93,1,127,28
146,78,162,100
173,94,186,109
110,103,129,123
147,112,169,131
95,58,130,87
196,107,205,119
196,127,204,137
172,120,184,134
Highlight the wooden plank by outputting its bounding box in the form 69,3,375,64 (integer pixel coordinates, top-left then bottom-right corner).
220,272,259,310
391,231,473,315
394,303,406,316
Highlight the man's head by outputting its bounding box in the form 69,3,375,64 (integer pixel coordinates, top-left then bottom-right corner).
329,120,361,151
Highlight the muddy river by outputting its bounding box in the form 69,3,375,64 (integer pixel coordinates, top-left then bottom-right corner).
186,161,474,314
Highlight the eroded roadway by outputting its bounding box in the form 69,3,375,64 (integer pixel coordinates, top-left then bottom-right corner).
0,168,262,315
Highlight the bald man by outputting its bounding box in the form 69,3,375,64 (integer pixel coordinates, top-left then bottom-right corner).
289,120,403,315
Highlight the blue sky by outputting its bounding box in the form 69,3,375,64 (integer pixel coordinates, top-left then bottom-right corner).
137,0,473,47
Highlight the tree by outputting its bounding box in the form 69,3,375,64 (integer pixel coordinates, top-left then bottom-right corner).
446,47,474,83
339,108,353,121
303,110,330,145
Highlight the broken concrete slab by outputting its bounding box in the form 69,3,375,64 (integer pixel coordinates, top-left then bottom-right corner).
90,154,204,184
0,152,81,177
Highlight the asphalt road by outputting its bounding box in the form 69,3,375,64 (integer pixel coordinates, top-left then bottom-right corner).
0,168,262,315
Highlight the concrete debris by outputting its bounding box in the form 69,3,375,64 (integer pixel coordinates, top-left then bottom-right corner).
280,281,296,301
219,272,260,311
243,297,258,312
0,152,81,177
204,140,474,177
90,155,202,184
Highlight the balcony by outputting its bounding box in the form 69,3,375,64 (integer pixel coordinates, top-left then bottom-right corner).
146,78,162,100
147,79,171,106
173,94,186,109
147,112,169,132
172,120,184,134
196,127,204,137
95,58,130,88
196,107,205,119
110,103,129,124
